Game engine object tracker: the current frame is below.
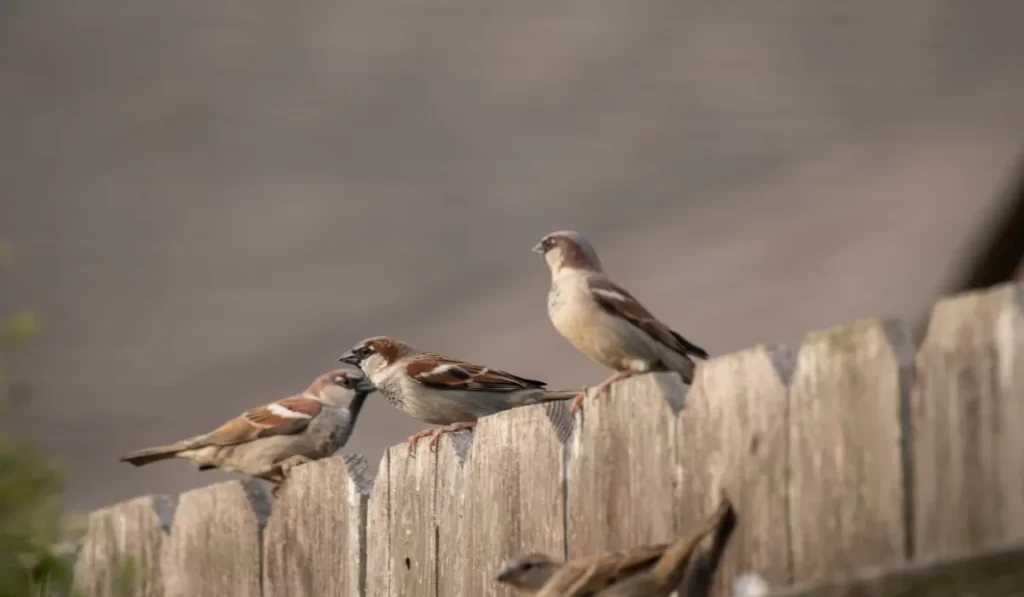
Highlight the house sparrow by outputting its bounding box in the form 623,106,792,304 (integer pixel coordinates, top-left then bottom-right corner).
495,545,667,595
511,493,733,597
119,369,375,495
339,336,577,455
533,230,709,413
595,495,737,597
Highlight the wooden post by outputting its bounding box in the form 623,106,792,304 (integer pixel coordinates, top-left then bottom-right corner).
912,282,1024,559
387,441,437,597
365,452,391,597
435,430,472,596
72,494,174,597
161,480,270,597
263,454,375,597
439,401,571,597
566,373,686,571
788,319,914,581
681,345,793,595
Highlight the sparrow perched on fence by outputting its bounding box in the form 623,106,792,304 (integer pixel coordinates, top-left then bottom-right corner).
532,230,709,413
498,493,734,597
339,336,577,455
119,369,375,495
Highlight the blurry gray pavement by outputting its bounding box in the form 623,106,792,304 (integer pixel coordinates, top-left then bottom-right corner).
2,0,1023,509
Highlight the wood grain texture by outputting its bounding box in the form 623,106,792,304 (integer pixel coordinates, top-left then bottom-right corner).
365,451,391,597
788,319,913,581
913,283,1024,559
465,401,571,597
681,345,792,595
161,480,270,597
769,539,1024,597
436,430,472,597
567,373,686,562
263,454,374,597
388,442,437,597
72,494,174,597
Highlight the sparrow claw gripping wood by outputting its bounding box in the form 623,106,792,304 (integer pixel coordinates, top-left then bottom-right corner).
340,336,576,455
533,231,710,398
426,421,477,452
405,428,438,457
119,369,375,491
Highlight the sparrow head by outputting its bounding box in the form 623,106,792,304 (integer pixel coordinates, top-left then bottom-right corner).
339,336,415,378
493,552,561,590
307,369,376,405
532,230,603,274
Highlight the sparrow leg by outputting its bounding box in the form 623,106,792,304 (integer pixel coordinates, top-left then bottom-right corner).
268,455,314,498
406,428,439,457
569,370,637,414
279,455,314,475
426,421,477,452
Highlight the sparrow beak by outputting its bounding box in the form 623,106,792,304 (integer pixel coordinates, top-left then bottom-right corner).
494,567,515,583
338,351,360,366
531,240,546,255
355,377,377,394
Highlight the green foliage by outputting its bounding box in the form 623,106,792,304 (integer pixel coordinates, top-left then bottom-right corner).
0,246,73,597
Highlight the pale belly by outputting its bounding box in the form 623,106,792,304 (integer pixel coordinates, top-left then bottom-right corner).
548,284,645,371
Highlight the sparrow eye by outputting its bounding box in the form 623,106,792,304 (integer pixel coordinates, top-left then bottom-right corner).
522,563,534,571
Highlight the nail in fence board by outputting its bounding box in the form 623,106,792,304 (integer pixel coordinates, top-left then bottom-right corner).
365,452,391,597
680,346,792,595
161,480,270,597
913,283,1024,559
788,319,912,581
73,494,174,597
449,401,570,597
567,373,686,562
388,442,437,597
263,454,374,597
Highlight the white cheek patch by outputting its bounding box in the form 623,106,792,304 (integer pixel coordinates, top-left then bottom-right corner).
268,404,312,419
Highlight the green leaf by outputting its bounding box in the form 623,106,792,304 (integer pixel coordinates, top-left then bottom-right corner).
8,310,39,346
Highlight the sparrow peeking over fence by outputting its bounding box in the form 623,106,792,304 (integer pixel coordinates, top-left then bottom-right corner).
496,492,735,597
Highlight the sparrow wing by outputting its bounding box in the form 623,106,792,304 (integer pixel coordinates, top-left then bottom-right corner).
588,277,708,359
201,396,324,447
406,354,548,393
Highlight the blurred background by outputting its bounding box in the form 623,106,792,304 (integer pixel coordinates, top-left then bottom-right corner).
2,0,1024,511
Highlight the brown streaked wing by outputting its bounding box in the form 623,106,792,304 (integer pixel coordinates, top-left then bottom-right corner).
407,355,547,392
203,397,323,446
606,544,667,581
587,277,704,358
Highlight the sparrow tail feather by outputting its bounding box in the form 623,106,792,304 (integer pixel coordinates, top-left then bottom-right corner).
535,389,580,402
119,443,191,466
649,496,735,589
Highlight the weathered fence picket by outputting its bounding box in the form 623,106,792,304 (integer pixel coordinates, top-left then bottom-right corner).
67,282,1024,597
262,454,373,597
161,480,269,597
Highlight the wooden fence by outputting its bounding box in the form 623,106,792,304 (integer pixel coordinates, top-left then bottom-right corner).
70,282,1024,597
